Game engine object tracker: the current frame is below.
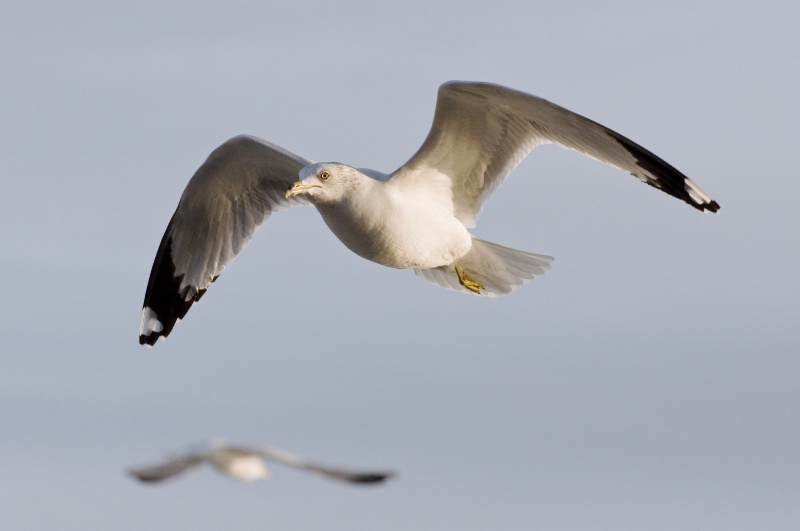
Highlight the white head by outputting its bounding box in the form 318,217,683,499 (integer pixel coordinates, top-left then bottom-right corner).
285,163,365,205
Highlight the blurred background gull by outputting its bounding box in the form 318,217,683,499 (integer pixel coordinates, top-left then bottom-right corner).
127,441,394,485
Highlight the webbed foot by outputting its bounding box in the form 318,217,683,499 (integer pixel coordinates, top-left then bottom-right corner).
455,263,484,295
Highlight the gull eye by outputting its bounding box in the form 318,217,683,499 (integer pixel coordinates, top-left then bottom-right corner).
319,171,330,181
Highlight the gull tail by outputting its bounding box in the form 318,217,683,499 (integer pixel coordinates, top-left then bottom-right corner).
414,237,553,297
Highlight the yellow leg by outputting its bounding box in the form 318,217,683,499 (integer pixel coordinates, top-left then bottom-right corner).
455,263,484,294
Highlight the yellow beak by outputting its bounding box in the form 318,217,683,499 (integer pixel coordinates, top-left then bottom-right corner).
285,181,319,198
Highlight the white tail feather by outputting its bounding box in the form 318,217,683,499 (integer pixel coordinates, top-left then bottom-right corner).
414,237,553,297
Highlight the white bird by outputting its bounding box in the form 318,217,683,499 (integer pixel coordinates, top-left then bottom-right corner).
139,81,719,346
127,442,394,485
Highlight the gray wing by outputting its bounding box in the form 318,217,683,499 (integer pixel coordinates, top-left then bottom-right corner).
127,454,207,483
390,81,719,228
248,446,395,485
139,135,312,346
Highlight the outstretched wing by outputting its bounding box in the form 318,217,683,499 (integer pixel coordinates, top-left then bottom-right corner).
390,81,719,228
249,446,395,485
139,135,312,346
127,454,206,483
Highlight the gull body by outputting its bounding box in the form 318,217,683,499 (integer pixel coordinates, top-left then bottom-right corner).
127,442,394,485
139,81,719,346
287,163,472,269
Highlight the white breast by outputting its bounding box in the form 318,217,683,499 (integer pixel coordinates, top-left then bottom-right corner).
316,179,471,269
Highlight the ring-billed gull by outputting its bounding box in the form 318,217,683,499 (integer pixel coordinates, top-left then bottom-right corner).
139,81,719,346
127,442,394,485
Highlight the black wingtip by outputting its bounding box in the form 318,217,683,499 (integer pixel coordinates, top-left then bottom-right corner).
138,329,161,347
139,214,205,347
603,127,720,213
127,469,161,483
348,472,395,484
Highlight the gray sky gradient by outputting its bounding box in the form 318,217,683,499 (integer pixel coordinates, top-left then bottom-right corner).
2,1,798,530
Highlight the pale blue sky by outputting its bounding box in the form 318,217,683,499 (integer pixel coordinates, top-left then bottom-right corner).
2,1,798,530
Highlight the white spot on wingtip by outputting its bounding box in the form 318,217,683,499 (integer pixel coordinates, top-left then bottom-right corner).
684,179,712,206
140,307,163,335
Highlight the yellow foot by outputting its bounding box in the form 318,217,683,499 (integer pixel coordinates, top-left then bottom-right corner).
455,263,484,295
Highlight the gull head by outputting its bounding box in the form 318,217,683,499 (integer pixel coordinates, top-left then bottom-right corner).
286,163,364,205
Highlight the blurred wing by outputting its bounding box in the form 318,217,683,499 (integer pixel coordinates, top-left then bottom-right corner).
127,454,206,483
390,81,719,228
253,446,395,485
139,135,312,346
299,464,394,484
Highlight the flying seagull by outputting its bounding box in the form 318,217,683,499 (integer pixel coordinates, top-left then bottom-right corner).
127,442,394,485
139,81,719,346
